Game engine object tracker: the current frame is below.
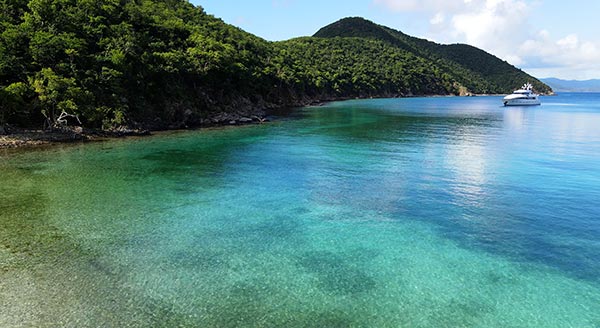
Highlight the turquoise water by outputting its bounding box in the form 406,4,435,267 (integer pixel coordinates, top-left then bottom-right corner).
1,93,600,327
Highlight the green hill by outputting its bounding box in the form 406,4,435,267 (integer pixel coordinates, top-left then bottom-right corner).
0,0,283,129
314,17,551,95
0,1,551,131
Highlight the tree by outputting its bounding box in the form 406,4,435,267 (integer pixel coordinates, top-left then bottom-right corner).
0,82,30,128
29,67,82,129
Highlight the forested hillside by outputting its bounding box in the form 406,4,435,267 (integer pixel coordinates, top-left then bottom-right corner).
274,37,456,98
0,0,281,129
0,1,551,130
314,17,552,95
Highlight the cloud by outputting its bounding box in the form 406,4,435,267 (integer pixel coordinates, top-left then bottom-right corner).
373,0,600,79
556,34,578,49
373,0,534,58
519,33,600,78
429,12,445,25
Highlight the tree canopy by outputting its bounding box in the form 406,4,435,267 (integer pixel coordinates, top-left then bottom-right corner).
0,1,552,129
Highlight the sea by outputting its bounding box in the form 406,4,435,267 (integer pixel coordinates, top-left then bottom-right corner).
1,93,600,327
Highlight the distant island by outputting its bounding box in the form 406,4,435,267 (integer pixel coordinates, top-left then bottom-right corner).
540,78,600,92
0,0,551,133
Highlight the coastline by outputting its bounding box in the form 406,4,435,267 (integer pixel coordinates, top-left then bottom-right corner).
0,128,151,150
0,93,527,150
0,115,270,150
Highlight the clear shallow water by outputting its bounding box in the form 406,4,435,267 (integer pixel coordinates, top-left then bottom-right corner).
1,93,600,327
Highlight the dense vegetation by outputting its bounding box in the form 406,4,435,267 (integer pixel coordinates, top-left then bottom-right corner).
0,1,551,130
0,0,282,129
314,17,552,95
273,37,456,98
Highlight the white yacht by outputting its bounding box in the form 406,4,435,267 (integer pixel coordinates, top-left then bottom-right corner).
503,83,541,106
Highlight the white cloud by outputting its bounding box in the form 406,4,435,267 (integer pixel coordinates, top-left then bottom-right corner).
373,0,600,79
519,33,600,79
504,54,524,66
430,12,445,25
556,34,578,49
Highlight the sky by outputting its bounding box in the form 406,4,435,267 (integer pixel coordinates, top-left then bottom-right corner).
194,0,600,80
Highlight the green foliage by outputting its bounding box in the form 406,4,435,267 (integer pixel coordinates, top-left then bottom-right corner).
29,68,78,121
1,82,30,124
0,2,552,129
274,37,455,97
313,17,552,94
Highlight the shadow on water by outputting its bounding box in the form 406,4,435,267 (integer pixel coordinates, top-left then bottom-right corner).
169,248,231,271
139,128,269,171
296,250,378,295
243,214,306,240
391,169,600,284
183,213,309,257
206,280,362,327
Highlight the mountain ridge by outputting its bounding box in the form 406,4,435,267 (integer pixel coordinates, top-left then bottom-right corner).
541,78,600,92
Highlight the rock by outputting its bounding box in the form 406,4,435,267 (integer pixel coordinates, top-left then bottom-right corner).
228,120,237,125
239,117,253,123
110,126,150,136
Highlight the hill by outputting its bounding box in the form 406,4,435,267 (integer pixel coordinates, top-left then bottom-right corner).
314,17,551,95
541,78,600,92
0,1,551,131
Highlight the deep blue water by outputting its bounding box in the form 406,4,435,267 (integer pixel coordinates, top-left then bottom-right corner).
305,94,600,280
1,93,600,326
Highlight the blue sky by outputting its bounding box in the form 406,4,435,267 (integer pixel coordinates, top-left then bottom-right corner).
194,0,600,80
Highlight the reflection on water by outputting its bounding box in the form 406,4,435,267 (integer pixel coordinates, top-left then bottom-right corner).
1,94,600,327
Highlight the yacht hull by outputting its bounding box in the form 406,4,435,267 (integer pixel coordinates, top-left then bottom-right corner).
503,99,541,106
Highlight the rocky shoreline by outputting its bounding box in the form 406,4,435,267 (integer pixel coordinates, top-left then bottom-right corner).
0,92,327,150
1,92,506,150
0,127,145,149
0,113,272,150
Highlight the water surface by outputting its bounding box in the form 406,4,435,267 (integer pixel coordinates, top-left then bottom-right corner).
1,94,600,327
